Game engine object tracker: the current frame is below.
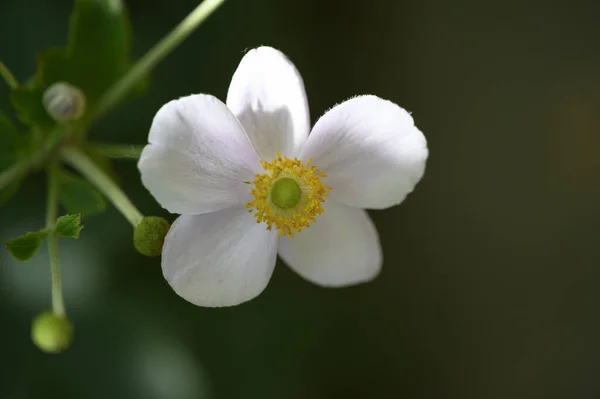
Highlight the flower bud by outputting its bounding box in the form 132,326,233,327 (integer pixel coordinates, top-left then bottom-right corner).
31,311,73,354
134,216,170,257
43,81,86,122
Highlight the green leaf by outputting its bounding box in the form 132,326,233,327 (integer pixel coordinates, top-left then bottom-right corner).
58,169,106,215
0,112,25,205
55,214,84,239
0,111,20,154
0,111,27,165
63,0,137,104
5,230,48,262
0,180,21,207
11,83,55,129
11,0,147,129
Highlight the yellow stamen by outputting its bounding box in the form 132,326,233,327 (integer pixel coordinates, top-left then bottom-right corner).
245,153,331,237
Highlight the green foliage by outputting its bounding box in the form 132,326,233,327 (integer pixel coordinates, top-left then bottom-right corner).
5,230,48,262
55,214,84,239
0,112,25,205
58,169,106,215
0,112,20,153
11,0,145,129
12,83,56,129
31,311,74,354
0,181,21,207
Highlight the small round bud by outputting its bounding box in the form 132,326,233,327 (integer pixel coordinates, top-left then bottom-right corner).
134,216,171,257
43,81,86,122
31,311,73,354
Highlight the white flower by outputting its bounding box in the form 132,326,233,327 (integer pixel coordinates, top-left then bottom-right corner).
138,46,428,307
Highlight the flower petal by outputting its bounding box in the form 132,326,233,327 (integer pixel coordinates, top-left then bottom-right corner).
162,206,279,307
138,94,261,215
278,201,382,287
300,95,428,209
226,46,310,160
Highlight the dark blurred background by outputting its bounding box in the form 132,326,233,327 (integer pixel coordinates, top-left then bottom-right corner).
2,0,600,398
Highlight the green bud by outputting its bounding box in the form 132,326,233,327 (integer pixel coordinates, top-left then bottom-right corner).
31,311,73,354
270,177,302,209
134,216,170,257
43,81,86,122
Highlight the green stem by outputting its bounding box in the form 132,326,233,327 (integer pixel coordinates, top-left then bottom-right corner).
0,62,18,89
91,0,226,121
46,162,66,316
88,143,144,159
61,147,143,226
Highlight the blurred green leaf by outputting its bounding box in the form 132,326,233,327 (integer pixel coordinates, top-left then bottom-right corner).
0,112,25,205
0,111,19,152
55,214,84,239
44,0,138,105
0,181,21,207
11,82,56,129
58,169,106,215
5,230,48,262
11,0,146,129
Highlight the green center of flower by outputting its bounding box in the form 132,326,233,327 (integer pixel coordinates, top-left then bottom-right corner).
270,177,302,209
245,154,331,237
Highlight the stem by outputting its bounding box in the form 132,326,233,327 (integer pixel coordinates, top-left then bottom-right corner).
61,147,143,226
89,143,144,159
46,162,66,316
91,0,226,121
0,62,18,89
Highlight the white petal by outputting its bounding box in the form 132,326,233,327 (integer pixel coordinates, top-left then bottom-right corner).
226,46,310,160
162,206,278,307
278,201,382,287
300,95,428,209
138,94,261,215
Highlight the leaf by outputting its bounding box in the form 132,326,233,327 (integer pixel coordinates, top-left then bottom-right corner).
58,169,106,215
5,230,48,262
0,111,25,205
0,111,28,166
62,0,137,104
0,181,21,207
55,214,84,239
0,111,20,155
11,0,147,129
11,83,56,129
